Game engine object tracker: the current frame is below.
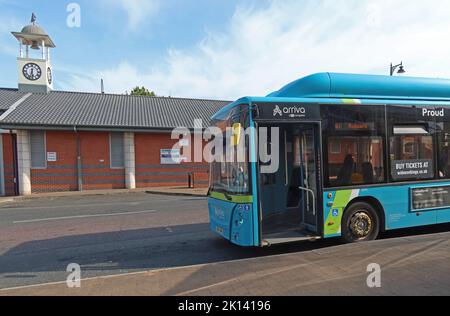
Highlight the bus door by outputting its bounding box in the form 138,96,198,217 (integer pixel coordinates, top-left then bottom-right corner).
260,122,321,245
296,126,319,232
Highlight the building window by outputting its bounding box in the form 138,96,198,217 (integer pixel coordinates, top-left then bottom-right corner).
110,132,124,169
30,131,46,169
403,140,417,155
329,141,341,154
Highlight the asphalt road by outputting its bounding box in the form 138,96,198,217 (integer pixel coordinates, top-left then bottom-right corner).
0,192,449,295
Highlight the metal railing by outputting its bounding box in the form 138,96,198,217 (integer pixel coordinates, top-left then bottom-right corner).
298,186,316,216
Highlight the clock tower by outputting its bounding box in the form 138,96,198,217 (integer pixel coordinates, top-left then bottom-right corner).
12,13,55,93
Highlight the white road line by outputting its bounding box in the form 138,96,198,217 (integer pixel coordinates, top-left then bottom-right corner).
0,198,186,211
0,201,149,211
13,210,158,224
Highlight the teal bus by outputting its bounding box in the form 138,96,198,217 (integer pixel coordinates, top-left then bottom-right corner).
208,73,450,247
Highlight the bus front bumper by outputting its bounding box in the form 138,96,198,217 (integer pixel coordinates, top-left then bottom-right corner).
208,197,256,247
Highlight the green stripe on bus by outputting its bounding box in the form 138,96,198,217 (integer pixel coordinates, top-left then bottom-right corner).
209,191,253,204
324,190,354,236
332,190,353,208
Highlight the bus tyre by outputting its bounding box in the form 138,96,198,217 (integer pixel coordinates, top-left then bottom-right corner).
341,202,380,243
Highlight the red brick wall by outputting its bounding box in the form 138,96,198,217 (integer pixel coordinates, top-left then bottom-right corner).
135,133,209,188
31,131,78,193
2,130,210,194
2,133,16,196
30,131,125,193
79,132,125,191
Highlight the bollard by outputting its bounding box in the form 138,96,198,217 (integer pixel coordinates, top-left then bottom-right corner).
187,172,195,189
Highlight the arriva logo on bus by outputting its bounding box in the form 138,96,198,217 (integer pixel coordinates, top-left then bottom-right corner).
273,105,306,117
422,108,444,117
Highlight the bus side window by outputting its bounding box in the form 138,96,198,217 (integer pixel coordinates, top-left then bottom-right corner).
390,134,435,181
388,106,437,182
438,122,450,179
322,104,386,188
327,137,384,187
439,147,450,178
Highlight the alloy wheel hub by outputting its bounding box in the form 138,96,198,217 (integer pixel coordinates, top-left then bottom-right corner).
349,211,373,239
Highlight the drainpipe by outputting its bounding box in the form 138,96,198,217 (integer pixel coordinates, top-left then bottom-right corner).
10,130,19,196
74,126,83,191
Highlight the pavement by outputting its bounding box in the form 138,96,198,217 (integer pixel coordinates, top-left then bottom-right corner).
0,186,207,205
0,192,449,296
145,187,208,197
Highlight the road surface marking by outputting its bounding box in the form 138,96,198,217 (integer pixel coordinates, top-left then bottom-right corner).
13,210,158,224
0,197,199,212
0,201,150,211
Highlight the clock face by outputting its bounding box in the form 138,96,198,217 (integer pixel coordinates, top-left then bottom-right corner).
22,63,42,81
47,67,52,85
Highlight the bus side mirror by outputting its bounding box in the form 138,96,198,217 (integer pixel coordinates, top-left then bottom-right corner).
231,123,242,146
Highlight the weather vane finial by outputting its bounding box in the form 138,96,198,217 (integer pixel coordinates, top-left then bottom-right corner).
31,13,37,24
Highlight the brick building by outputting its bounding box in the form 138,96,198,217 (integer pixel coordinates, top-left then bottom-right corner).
0,16,228,196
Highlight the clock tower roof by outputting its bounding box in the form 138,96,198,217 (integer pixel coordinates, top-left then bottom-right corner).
11,13,55,48
21,23,47,36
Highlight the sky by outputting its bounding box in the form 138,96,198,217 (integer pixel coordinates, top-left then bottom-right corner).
1,0,450,100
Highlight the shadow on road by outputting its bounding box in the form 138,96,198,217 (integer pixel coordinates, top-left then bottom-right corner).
0,222,449,286
0,223,333,276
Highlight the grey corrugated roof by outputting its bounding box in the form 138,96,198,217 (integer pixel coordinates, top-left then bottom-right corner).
0,88,28,110
0,89,230,130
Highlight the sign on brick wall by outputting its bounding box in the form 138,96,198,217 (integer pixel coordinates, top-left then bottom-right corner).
160,149,181,165
47,152,57,162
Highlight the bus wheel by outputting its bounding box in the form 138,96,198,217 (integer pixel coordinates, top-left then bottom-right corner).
341,202,380,243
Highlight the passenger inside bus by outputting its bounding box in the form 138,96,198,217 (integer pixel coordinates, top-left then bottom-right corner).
336,154,354,186
362,162,375,183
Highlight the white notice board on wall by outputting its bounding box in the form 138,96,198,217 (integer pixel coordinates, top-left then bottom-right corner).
160,149,181,165
47,152,57,162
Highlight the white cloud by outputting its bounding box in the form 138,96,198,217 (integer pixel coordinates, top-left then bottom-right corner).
107,0,160,30
58,62,141,94
64,0,450,100
0,15,22,57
